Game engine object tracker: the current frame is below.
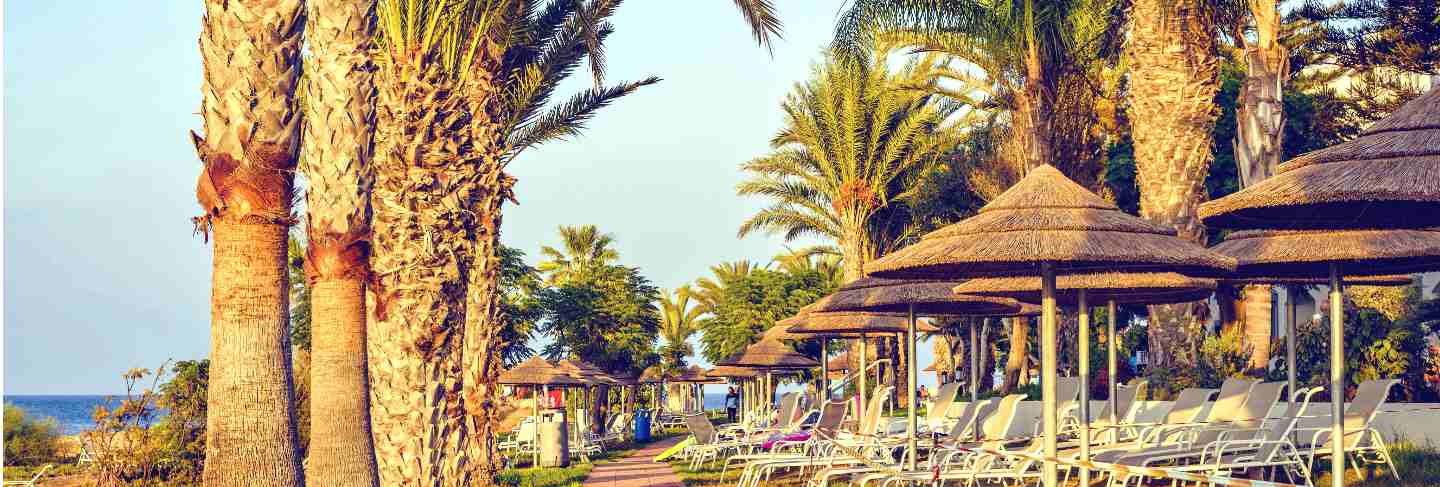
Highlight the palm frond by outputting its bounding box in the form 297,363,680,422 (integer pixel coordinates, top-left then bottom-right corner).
731,0,784,54
505,76,661,161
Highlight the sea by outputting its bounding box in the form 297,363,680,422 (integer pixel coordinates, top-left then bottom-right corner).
5,395,117,435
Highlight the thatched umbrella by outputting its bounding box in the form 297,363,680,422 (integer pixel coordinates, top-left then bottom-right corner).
1200,88,1440,230
498,357,586,466
663,366,720,414
809,276,1022,469
864,165,1236,487
1208,228,1440,485
718,338,820,411
956,272,1218,457
1218,274,1413,407
785,308,937,420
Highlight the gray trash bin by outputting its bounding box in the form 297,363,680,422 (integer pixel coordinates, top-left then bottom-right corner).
537,409,570,467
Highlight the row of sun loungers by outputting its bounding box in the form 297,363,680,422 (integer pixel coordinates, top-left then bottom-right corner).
674,377,1403,486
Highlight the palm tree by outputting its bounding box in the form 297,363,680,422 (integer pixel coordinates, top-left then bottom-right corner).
190,0,305,484
658,287,704,372
1221,0,1287,373
736,47,959,281
538,224,621,283
688,260,760,313
1126,0,1223,368
298,0,380,483
771,247,845,289
835,0,1124,180
367,2,657,485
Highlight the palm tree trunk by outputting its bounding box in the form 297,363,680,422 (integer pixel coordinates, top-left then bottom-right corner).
1003,317,1029,392
308,278,380,486
1232,0,1287,377
1020,34,1053,172
204,220,305,486
461,168,511,487
369,56,489,486
193,0,305,484
1126,0,1221,369
1242,285,1274,373
299,0,380,483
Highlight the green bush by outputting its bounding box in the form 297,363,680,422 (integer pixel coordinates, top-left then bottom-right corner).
3,403,61,466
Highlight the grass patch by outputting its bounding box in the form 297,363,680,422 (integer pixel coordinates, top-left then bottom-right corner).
3,464,85,482
1311,441,1440,487
497,464,593,487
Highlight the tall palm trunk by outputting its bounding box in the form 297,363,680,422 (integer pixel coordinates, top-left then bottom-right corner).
299,1,380,484
1241,285,1274,372
192,0,305,485
1233,0,1288,375
1126,0,1221,369
1003,317,1029,392
461,163,512,486
840,223,883,389
369,52,500,485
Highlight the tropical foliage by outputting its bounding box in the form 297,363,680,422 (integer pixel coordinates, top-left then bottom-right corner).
736,46,962,280
695,266,836,363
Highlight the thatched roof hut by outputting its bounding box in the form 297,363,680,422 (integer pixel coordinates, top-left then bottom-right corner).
952,272,1216,305
1209,229,1440,278
716,338,819,369
864,165,1236,279
497,356,586,386
811,276,1022,316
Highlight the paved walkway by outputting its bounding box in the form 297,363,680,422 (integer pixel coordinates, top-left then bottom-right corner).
582,436,686,487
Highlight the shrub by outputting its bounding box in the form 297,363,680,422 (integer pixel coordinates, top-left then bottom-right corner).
3,403,61,466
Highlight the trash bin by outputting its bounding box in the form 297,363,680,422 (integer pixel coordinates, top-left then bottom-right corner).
537,409,570,467
634,409,651,442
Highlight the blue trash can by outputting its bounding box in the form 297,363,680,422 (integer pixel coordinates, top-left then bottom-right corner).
634,409,652,442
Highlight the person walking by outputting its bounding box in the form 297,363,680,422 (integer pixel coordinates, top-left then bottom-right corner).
724,386,740,423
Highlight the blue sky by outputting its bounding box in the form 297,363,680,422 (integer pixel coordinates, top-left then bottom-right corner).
4,1,942,395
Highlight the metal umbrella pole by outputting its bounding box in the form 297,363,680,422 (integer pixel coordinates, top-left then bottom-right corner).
1040,263,1059,487
906,303,919,470
821,337,830,401
1077,289,1092,487
1107,299,1119,443
1328,264,1346,487
858,333,868,420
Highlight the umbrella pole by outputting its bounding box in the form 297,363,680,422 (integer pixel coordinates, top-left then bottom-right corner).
972,320,981,403
1077,289,1091,487
1040,262,1058,487
821,337,831,402
859,333,868,421
1107,299,1119,443
906,303,919,470
535,385,545,468
1329,264,1346,487
1287,285,1298,407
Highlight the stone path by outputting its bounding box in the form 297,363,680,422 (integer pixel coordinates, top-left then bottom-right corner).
582,436,687,487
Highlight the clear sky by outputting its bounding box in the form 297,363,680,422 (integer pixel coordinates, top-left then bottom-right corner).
3,1,942,395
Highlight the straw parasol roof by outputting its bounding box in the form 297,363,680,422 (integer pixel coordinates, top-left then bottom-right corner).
639,365,663,383
670,365,722,384
826,352,852,372
706,365,759,378
952,272,1217,306
1209,229,1440,278
785,310,940,336
1221,274,1414,287
497,356,587,386
1200,89,1440,230
717,338,820,369
864,165,1236,279
557,359,616,385
811,276,1022,316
